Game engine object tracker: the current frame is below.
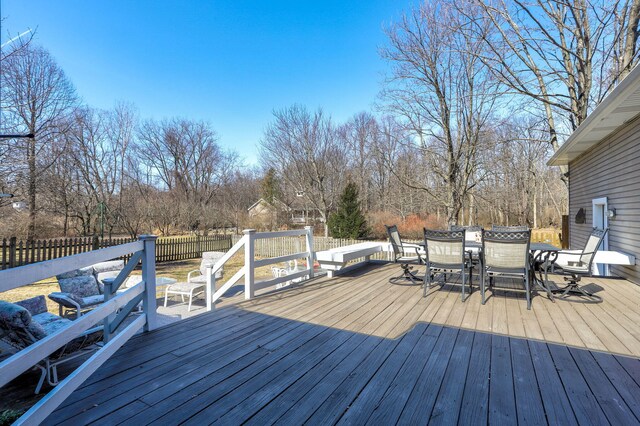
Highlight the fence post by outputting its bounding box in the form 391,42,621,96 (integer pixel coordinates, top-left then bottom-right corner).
305,226,315,279
243,229,256,300
140,235,158,331
8,237,16,269
92,235,100,250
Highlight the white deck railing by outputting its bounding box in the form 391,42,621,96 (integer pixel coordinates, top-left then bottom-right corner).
0,235,158,425
205,227,315,310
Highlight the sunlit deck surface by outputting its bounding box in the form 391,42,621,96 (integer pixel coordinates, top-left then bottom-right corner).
46,262,640,424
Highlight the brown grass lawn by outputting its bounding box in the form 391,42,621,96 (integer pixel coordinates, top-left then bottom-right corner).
1,253,279,314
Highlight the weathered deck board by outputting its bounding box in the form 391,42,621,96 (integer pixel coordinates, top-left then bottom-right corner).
37,263,640,425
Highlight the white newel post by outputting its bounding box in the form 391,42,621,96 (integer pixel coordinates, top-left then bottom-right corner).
244,229,256,300
102,278,114,343
140,235,158,331
206,266,216,311
305,226,315,279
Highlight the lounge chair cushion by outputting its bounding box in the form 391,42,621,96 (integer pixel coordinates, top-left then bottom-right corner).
56,266,94,281
0,300,48,348
15,295,48,316
34,312,72,334
58,276,101,298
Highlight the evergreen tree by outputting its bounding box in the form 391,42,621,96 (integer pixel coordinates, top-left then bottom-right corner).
328,182,369,239
261,168,280,204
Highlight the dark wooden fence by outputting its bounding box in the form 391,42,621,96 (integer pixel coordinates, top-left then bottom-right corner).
0,235,232,270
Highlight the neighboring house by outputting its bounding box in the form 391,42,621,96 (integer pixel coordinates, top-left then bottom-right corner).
247,198,281,219
548,65,640,283
247,197,321,227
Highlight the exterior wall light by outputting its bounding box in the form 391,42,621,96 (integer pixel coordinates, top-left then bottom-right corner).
607,208,616,219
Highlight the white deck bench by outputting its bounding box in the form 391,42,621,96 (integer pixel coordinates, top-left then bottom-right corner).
316,242,385,278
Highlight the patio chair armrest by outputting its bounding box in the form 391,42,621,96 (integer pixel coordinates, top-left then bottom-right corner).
410,246,425,264
48,292,82,311
187,270,200,282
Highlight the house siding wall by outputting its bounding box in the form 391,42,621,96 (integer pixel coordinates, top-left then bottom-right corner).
569,115,640,283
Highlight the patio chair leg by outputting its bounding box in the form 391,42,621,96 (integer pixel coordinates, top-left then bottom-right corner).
481,270,486,305
423,269,431,297
525,273,531,310
164,289,169,307
461,266,466,302
51,364,59,385
188,290,193,312
34,365,47,394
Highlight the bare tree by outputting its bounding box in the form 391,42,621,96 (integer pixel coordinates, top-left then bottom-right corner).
135,118,238,233
339,112,378,210
260,105,347,236
0,41,77,239
472,0,640,165
380,0,500,225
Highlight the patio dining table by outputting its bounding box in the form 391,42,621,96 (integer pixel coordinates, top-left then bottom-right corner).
418,241,559,298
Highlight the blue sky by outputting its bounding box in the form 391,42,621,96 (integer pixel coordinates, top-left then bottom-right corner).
1,1,413,165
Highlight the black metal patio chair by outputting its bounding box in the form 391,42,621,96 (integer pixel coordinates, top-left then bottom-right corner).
386,225,424,285
423,229,473,301
481,229,533,309
553,228,608,303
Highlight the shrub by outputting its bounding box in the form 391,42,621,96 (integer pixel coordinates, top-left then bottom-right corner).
367,211,444,240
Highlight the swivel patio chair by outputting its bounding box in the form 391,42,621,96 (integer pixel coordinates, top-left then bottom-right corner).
386,225,424,285
481,229,533,309
423,229,473,301
0,296,102,393
553,228,608,303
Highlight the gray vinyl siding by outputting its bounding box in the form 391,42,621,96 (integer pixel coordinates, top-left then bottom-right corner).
569,115,640,283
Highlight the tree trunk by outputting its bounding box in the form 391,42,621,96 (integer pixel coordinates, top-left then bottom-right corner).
27,137,37,241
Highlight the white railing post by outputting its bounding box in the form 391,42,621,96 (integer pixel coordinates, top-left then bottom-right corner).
102,278,114,343
140,235,158,331
244,229,256,300
305,226,315,279
206,266,216,311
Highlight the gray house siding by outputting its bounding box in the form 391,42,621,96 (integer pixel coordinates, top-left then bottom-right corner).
569,115,640,283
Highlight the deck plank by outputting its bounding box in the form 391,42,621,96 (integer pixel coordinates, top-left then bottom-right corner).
458,331,491,425
428,329,475,425
489,334,517,424
510,338,546,425
528,340,578,425
547,343,610,425
397,326,459,424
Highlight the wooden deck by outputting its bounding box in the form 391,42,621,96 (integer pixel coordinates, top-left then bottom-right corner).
44,263,640,424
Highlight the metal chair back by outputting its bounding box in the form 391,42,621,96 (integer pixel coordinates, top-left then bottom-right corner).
579,228,608,271
423,229,466,269
386,225,403,260
482,229,531,272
